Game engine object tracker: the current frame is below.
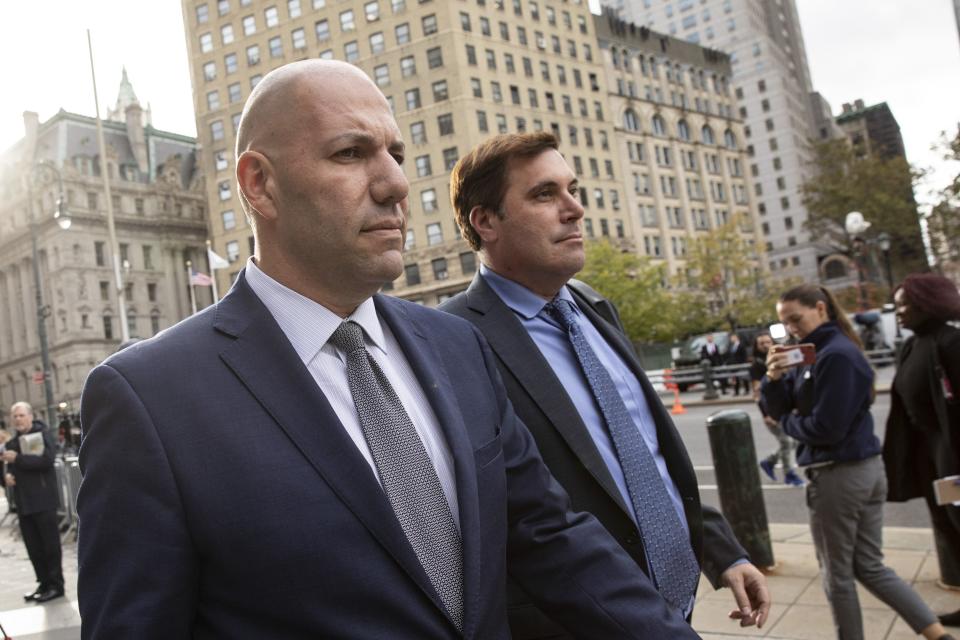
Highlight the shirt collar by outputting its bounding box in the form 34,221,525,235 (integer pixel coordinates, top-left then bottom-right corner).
479,264,577,321
244,258,387,365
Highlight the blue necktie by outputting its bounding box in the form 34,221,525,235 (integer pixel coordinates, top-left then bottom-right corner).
543,299,700,611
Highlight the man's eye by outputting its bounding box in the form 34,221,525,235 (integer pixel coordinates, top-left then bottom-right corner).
336,148,361,159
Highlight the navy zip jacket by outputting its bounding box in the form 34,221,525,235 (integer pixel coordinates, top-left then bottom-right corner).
761,321,880,466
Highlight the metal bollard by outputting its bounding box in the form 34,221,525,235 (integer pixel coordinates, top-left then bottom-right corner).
701,359,719,401
706,409,775,568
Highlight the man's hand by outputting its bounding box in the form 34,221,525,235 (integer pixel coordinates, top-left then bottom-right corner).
4,473,15,487
720,562,770,628
1,450,17,463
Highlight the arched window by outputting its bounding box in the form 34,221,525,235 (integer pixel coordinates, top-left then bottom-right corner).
623,109,640,132
677,119,690,141
723,129,737,149
701,125,715,145
651,114,667,137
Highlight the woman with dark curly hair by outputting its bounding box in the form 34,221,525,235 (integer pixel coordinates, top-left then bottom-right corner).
762,283,952,640
884,273,960,628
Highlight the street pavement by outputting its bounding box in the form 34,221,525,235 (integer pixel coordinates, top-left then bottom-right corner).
0,364,956,638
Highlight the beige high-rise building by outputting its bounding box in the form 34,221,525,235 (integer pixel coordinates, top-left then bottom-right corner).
181,0,760,305
0,74,210,414
596,11,761,280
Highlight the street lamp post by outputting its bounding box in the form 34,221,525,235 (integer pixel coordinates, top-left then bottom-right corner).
26,160,72,427
877,232,902,343
844,211,872,311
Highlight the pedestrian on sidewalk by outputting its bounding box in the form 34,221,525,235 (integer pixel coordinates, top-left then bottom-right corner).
884,273,960,628
1,402,64,604
762,284,954,640
750,331,802,487
726,333,749,396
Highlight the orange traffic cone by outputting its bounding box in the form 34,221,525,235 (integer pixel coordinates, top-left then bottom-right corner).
670,386,686,415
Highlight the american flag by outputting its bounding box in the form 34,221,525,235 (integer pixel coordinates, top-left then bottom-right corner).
190,269,213,287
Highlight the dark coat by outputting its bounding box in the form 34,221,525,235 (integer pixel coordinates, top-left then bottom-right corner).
883,324,960,501
78,271,697,640
441,274,746,637
6,420,59,516
762,322,881,467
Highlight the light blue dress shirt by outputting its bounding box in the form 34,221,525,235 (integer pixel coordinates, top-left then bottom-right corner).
480,266,688,532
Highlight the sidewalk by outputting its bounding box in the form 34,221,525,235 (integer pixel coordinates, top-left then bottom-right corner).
0,521,956,638
693,524,960,639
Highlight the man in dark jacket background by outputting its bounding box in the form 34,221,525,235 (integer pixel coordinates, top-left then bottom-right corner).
2,401,64,603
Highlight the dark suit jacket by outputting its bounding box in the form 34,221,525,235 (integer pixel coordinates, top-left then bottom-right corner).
441,274,745,638
77,272,698,640
6,421,59,516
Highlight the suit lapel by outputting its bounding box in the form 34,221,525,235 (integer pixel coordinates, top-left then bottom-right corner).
213,276,453,628
462,275,630,516
374,295,482,638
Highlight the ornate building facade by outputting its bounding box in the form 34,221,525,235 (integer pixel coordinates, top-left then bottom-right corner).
0,75,210,416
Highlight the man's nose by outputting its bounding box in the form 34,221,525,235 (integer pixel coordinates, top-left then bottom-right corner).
370,151,409,206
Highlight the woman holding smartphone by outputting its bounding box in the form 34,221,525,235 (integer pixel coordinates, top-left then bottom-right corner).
761,284,951,640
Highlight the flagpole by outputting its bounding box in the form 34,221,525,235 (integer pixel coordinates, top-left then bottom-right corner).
186,260,198,315
206,240,220,302
88,29,130,342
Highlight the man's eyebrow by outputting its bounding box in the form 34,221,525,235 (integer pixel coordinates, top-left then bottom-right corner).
326,131,405,156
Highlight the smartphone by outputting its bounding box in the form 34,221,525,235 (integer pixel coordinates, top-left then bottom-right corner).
780,343,816,366
769,323,787,341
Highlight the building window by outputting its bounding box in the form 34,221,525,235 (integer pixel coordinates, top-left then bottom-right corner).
459,251,476,275
374,64,390,86
221,24,235,44
465,44,476,64
410,121,426,144
224,53,238,74
200,32,213,53
431,80,448,101
196,4,209,23
228,82,242,103
405,88,421,110
404,230,415,250
206,90,220,110
99,280,110,300
405,263,421,286
442,147,458,170
148,283,158,302
395,22,410,43
226,240,240,262
222,209,237,230
247,44,261,65
340,9,356,31
218,0,230,15
268,36,283,57
421,189,437,212
400,55,416,77
103,315,113,340
343,40,359,61
369,31,385,53
427,46,443,68
315,19,330,41
426,222,443,245
422,13,437,35
437,113,454,136
432,257,448,280
460,11,471,31
143,245,154,270
203,61,216,81
476,110,488,132
415,155,432,177
264,5,279,27
291,27,306,49
219,181,232,201
365,0,380,20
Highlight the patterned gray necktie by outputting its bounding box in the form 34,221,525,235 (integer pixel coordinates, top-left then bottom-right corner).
543,299,700,611
328,321,463,631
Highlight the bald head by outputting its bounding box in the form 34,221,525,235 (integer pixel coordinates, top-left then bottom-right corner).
236,60,383,161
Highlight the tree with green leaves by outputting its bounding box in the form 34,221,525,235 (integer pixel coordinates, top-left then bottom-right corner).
800,139,926,280
682,216,782,331
927,125,960,275
578,239,701,343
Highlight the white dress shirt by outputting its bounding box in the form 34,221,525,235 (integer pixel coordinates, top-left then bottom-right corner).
244,259,460,529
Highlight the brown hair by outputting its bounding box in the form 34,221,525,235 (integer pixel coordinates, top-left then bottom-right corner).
779,284,863,350
896,273,960,323
450,132,559,250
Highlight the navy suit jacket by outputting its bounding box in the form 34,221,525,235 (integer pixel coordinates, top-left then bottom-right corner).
441,274,745,638
77,272,698,639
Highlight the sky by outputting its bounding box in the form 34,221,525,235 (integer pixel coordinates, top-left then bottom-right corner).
2,1,958,209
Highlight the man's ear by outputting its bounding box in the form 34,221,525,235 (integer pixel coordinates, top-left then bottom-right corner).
237,150,279,222
469,205,501,246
